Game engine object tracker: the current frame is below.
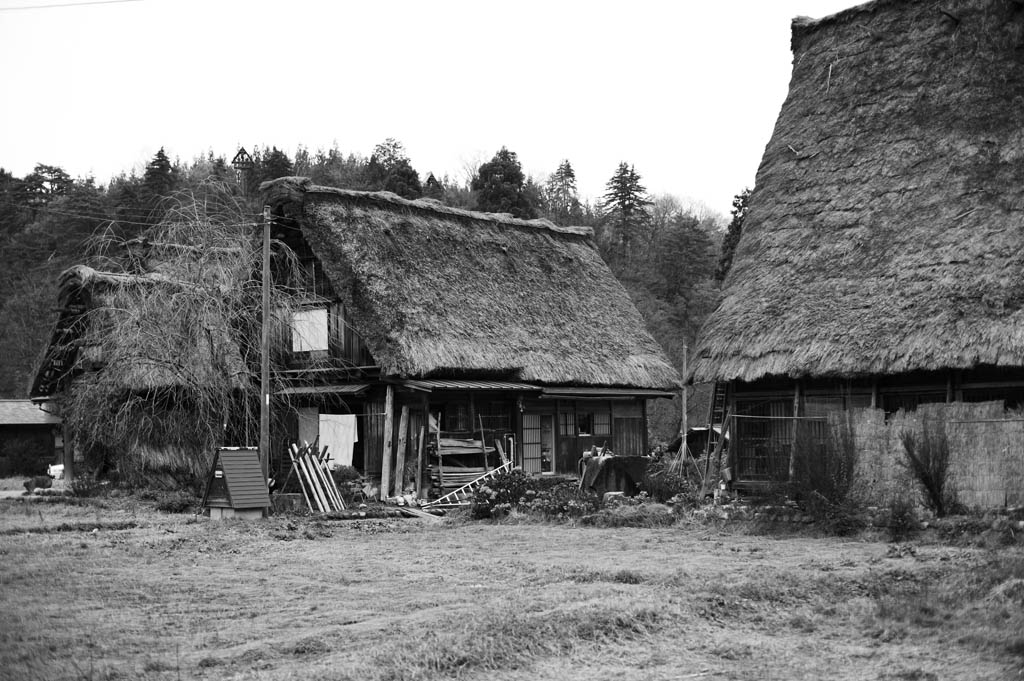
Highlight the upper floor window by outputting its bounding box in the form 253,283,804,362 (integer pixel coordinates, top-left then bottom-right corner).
292,308,328,353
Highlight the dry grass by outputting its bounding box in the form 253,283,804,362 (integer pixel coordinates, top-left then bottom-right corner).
0,498,1021,681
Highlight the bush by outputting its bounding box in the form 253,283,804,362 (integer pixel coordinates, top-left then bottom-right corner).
71,475,110,498
471,470,598,520
899,417,962,517
153,491,197,513
787,414,863,533
641,456,701,505
886,493,920,542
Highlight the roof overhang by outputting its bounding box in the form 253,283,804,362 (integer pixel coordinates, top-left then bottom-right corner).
275,384,370,396
399,379,543,392
539,387,677,400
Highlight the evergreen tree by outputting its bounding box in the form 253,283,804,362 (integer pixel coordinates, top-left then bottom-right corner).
257,146,294,184
471,147,537,219
141,148,175,204
599,162,652,264
545,160,582,224
715,188,751,282
366,138,422,198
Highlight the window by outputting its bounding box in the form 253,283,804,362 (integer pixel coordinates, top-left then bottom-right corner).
292,308,329,353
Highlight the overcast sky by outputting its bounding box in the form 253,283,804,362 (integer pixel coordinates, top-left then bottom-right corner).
0,0,859,218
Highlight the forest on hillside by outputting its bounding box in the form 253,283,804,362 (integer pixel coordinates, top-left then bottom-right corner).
0,140,748,438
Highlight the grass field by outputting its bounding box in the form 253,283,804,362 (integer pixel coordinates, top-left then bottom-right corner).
0,497,1022,681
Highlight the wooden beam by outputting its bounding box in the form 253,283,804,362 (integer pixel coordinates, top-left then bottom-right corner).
789,381,802,482
380,385,394,500
393,405,409,497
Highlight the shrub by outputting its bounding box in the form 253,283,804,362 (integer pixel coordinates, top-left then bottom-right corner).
641,456,701,505
899,416,962,517
471,470,598,520
71,475,110,498
886,492,920,542
786,414,863,533
154,491,197,513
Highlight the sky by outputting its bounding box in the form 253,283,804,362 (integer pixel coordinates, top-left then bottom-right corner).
0,0,860,219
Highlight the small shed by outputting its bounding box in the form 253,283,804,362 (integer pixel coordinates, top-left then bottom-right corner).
201,447,270,520
0,400,62,476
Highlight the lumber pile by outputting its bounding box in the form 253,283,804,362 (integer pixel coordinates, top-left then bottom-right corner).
289,442,345,512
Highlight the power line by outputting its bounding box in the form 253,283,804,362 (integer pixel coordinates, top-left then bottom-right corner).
0,0,140,11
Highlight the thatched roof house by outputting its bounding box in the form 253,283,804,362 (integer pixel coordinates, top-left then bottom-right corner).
264,177,680,491
690,0,1024,487
266,177,679,390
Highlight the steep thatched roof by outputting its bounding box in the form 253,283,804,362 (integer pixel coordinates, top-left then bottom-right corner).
31,265,247,398
692,0,1024,384
263,178,681,390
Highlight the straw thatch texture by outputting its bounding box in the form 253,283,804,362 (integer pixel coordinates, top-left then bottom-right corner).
692,0,1024,383
263,178,681,390
45,265,247,393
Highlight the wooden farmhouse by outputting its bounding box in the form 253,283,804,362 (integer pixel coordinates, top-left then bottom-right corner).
30,177,681,497
261,178,681,497
691,0,1024,501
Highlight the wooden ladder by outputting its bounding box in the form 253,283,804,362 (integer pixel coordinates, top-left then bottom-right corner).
423,460,516,508
704,382,729,459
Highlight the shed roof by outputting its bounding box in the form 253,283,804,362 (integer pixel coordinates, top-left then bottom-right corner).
692,0,1024,383
0,400,60,426
263,178,682,391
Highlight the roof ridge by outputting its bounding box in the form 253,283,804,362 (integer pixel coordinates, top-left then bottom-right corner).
261,176,594,238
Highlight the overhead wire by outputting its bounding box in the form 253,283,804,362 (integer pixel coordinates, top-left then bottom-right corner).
0,0,141,11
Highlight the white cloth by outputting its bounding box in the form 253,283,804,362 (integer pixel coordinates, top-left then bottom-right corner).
319,414,358,468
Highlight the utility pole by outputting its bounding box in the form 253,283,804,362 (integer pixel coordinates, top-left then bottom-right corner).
260,205,271,480
680,344,688,456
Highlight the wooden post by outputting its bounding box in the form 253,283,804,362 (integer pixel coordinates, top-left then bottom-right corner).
680,344,688,456
789,381,802,482
416,425,426,499
260,206,272,481
380,385,394,500
393,405,409,497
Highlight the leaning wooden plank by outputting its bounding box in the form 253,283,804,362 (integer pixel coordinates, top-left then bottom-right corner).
398,506,443,522
288,445,313,511
298,449,328,512
315,447,345,511
308,451,337,511
415,425,426,499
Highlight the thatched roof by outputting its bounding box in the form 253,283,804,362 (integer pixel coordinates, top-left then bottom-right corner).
30,265,247,398
692,0,1024,384
263,178,681,390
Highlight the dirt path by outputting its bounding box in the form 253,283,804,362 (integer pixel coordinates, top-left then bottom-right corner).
0,504,1021,680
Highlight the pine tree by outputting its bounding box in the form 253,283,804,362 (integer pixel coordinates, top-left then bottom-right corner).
545,160,582,224
600,162,652,265
715,188,751,282
471,147,537,219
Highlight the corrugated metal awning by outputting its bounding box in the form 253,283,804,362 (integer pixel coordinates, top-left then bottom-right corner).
400,379,542,392
275,384,370,396
539,387,677,400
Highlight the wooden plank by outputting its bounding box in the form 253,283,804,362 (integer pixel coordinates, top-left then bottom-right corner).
289,444,313,511
416,425,426,499
381,385,394,500
393,406,410,497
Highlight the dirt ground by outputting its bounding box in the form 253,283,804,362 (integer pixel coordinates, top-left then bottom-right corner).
0,498,1021,681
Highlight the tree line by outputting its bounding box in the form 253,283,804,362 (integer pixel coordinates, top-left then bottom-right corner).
0,140,750,439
